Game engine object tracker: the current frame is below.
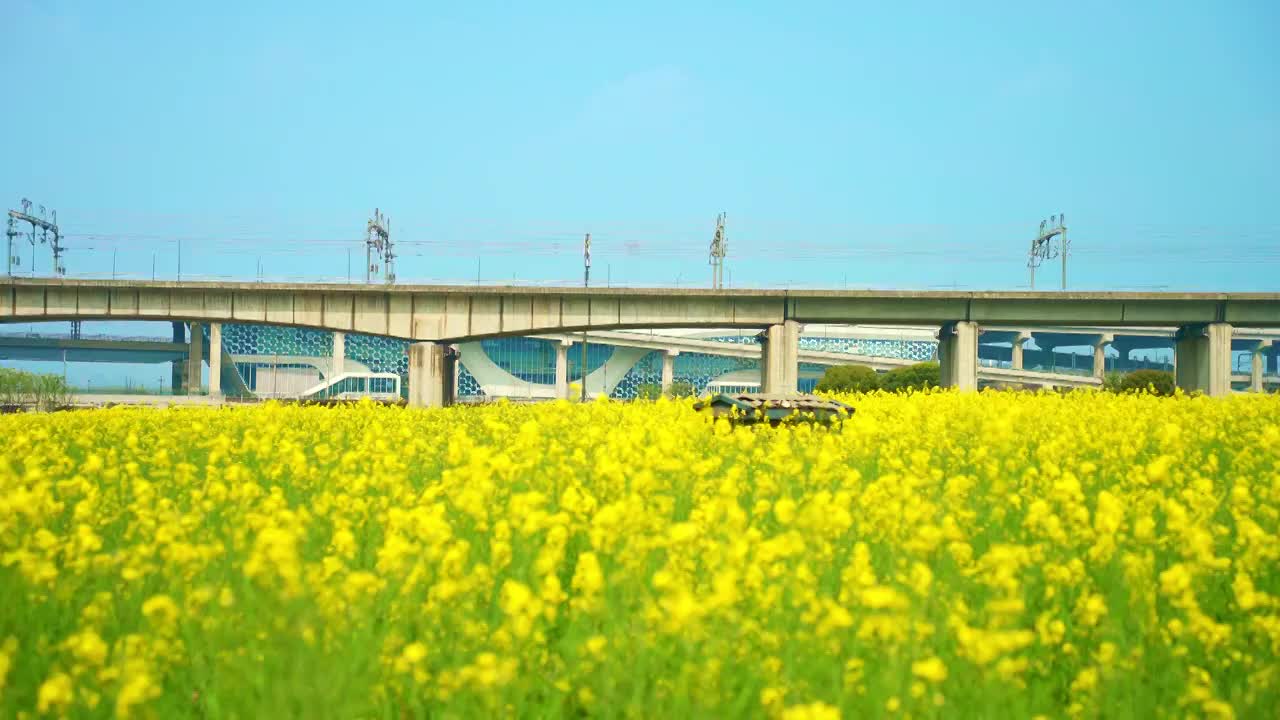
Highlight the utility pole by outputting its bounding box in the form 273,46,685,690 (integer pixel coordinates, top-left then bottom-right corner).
581,232,590,402
365,208,394,284
6,198,62,278
1028,214,1067,290
709,212,727,289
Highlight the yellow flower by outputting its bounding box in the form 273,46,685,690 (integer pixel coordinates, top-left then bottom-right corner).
66,630,109,667
0,636,17,696
116,671,160,718
782,701,841,720
37,671,74,714
141,595,180,628
584,635,607,657
912,656,948,683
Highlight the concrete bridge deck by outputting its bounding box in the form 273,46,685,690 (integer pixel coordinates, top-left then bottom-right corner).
4,279,1277,403
4,279,1279,341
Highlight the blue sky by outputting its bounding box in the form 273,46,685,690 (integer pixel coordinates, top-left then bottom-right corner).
3,0,1276,292
2,2,1278,385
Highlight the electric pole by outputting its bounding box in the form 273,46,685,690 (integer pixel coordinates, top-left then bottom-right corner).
709,212,727,289
581,232,590,402
6,198,63,278
365,208,394,284
7,198,76,336
1028,214,1067,290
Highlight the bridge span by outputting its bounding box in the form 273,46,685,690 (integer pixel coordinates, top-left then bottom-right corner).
3,278,1278,405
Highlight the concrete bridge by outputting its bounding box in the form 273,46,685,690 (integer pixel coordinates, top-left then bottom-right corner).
4,278,1278,405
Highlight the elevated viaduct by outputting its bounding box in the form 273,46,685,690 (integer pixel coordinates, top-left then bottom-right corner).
3,278,1277,405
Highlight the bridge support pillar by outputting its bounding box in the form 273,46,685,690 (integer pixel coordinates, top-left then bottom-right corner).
1010,331,1032,370
938,321,978,391
170,322,186,393
1175,323,1232,397
208,323,222,398
1092,334,1115,380
555,340,571,400
661,350,679,395
333,331,345,377
409,343,457,408
759,320,800,394
1249,341,1269,393
187,322,203,395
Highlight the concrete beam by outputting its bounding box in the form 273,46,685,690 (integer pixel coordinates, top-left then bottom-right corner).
408,343,457,408
938,321,978,391
1175,323,1233,397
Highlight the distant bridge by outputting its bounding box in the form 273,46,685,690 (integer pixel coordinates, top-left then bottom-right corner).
4,278,1278,404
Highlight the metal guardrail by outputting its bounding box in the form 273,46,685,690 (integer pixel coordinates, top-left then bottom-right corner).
0,331,175,343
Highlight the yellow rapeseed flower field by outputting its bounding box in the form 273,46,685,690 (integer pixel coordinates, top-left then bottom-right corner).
2,391,1279,718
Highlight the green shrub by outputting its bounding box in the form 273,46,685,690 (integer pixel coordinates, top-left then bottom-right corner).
634,383,663,400
666,381,696,398
1102,371,1126,393
0,367,72,410
879,362,941,393
1119,369,1176,396
815,365,880,393
634,381,696,400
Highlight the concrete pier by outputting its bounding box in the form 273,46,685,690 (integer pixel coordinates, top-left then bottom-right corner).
554,340,570,400
1175,323,1232,396
938,321,978,391
1092,334,1114,380
333,331,345,377
187,322,203,395
759,320,800,394
661,350,678,394
1010,331,1031,370
1249,340,1269,393
409,343,457,408
209,323,222,398
171,321,186,393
